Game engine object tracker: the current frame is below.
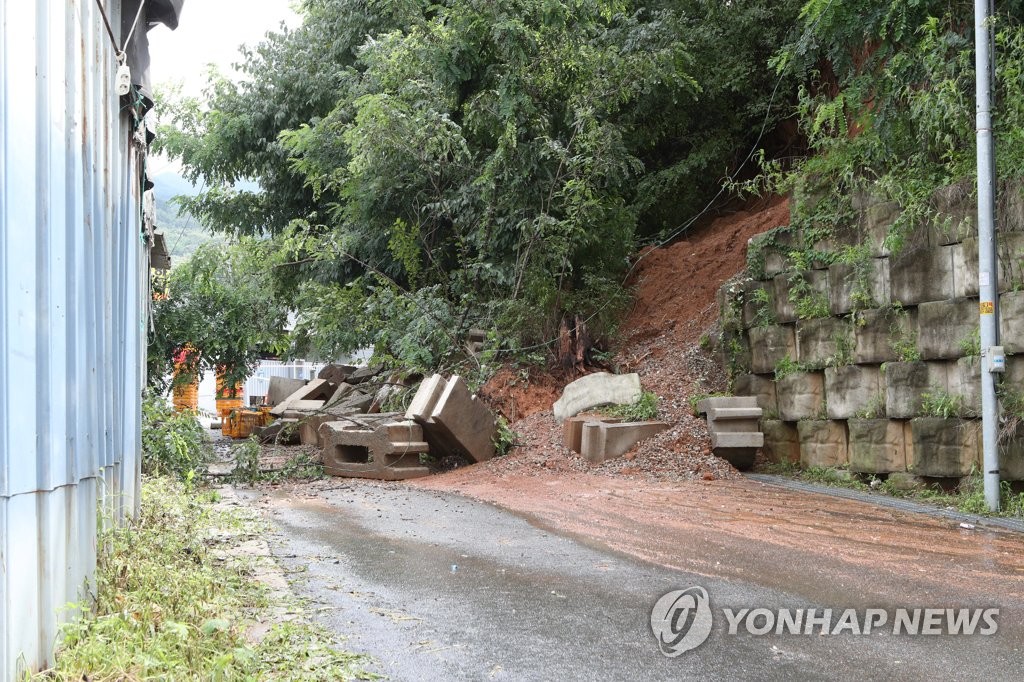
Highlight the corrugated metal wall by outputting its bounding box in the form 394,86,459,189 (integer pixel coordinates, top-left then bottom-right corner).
0,1,149,678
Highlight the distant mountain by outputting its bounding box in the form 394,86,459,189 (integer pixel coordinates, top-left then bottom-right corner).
151,170,219,261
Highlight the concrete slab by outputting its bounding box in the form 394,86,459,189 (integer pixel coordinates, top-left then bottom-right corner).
270,379,335,416
267,376,308,407
406,374,447,422
318,363,357,385
553,372,642,422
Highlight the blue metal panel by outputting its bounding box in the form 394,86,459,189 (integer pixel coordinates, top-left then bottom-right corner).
0,0,150,677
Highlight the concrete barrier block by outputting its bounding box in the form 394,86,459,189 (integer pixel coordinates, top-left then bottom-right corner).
848,419,907,473
853,306,916,364
431,376,498,462
885,361,950,419
999,180,1024,232
1000,291,1024,354
797,317,853,368
929,179,978,246
797,420,849,468
580,421,670,463
270,378,335,416
748,325,796,374
777,371,825,421
910,418,981,477
732,374,778,414
320,420,430,480
824,365,883,419
761,420,800,464
829,258,890,315
890,245,955,305
553,372,642,422
953,235,1024,298
917,299,978,360
564,415,621,453
859,200,901,257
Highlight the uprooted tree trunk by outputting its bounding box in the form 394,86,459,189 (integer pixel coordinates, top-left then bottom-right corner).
556,315,591,375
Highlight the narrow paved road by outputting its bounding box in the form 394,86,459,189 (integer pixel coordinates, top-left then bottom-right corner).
250,482,1022,681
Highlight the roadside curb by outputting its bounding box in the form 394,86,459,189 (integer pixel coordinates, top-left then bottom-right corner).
746,473,1024,534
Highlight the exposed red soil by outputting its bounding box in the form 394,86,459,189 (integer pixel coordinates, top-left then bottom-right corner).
478,367,565,422
622,195,790,346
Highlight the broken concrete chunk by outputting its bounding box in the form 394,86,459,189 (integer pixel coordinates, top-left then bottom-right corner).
430,376,498,463
255,419,300,445
319,420,430,480
552,372,642,422
326,382,357,407
266,376,307,407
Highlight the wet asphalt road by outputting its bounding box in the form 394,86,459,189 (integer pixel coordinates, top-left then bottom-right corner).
252,483,1022,681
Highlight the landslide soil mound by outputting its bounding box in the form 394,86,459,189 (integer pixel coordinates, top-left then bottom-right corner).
473,197,790,482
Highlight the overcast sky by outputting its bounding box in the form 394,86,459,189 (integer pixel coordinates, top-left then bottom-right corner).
146,1,301,176
148,0,301,99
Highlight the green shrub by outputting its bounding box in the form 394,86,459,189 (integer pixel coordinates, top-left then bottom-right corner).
141,394,209,481
606,391,660,421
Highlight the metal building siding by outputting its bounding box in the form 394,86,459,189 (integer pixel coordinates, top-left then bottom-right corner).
1,1,148,677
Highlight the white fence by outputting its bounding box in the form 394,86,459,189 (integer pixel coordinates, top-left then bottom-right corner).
243,360,330,404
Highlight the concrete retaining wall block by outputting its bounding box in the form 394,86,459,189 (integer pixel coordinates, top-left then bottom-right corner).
797,420,849,468
777,371,826,421
909,417,981,477
848,419,907,473
890,245,955,305
825,365,883,419
917,299,978,360
761,420,800,464
748,325,795,375
797,317,853,368
829,258,890,315
1000,291,1024,354
884,361,950,419
853,306,916,364
732,373,778,415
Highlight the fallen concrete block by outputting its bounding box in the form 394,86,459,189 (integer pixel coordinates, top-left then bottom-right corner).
430,376,498,462
320,420,430,480
346,365,383,385
579,421,670,463
325,382,357,407
335,391,373,414
695,396,757,415
318,363,356,385
266,376,308,407
564,415,621,453
255,419,300,445
270,379,335,416
406,374,447,422
553,372,642,422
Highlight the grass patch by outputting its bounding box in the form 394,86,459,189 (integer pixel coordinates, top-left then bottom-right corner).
38,477,369,681
604,391,659,421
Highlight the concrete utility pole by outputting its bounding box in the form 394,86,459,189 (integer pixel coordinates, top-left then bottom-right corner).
975,0,1002,511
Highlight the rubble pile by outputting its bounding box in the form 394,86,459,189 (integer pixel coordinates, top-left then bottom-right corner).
255,366,498,480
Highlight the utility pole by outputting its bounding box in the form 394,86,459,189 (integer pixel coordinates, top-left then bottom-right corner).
975,0,1001,512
